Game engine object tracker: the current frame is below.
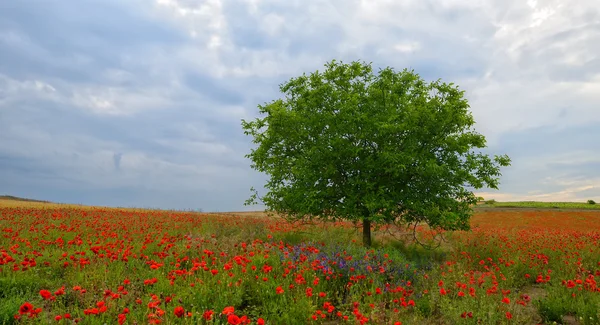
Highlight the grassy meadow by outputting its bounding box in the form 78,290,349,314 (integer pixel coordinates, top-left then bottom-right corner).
0,199,599,324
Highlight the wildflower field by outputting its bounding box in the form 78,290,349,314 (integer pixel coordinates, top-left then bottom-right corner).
1,203,599,324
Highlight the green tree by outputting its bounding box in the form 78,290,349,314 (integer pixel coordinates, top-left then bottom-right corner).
241,60,510,246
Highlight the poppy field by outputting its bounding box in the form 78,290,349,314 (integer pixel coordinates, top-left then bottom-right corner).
1,204,599,324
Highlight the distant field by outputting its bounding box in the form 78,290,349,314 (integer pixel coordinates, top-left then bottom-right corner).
478,201,600,210
0,196,201,213
3,194,599,212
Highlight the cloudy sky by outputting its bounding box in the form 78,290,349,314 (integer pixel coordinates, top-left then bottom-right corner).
1,0,599,211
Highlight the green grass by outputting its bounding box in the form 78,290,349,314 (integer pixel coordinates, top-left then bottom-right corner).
478,201,600,210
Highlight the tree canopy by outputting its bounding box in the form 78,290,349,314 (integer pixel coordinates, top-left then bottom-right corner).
241,60,511,246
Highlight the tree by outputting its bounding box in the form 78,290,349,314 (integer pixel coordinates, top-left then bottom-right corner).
241,60,511,246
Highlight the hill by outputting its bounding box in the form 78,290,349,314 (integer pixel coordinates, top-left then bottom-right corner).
0,195,50,203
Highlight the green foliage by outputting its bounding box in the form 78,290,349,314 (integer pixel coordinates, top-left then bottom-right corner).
587,199,596,205
535,285,600,325
484,199,496,205
242,59,510,245
390,240,448,269
0,295,20,325
0,275,53,299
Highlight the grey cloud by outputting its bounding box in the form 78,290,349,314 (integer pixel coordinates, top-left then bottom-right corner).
574,187,600,200
184,72,245,105
0,0,184,84
516,23,600,82
0,155,87,189
0,80,260,207
1,0,599,210
113,153,123,171
481,123,600,198
492,124,600,158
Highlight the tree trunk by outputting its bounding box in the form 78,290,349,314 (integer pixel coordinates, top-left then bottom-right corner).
362,218,372,247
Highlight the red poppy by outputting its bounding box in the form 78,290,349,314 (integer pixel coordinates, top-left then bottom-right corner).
174,306,185,318
203,310,214,320
227,314,241,325
30,308,42,318
118,314,127,325
461,311,474,319
40,290,53,300
19,302,33,315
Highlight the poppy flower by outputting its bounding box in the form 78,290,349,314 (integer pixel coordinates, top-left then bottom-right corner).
227,314,241,325
174,306,185,318
40,290,53,300
203,310,214,320
30,308,42,318
19,302,33,315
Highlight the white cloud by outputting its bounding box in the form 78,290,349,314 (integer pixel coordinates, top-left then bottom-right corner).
394,41,421,53
69,86,177,116
154,0,228,50
466,77,600,143
478,182,600,202
260,13,285,36
0,75,60,105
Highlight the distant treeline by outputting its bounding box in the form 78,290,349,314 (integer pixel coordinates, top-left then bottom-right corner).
479,201,600,210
